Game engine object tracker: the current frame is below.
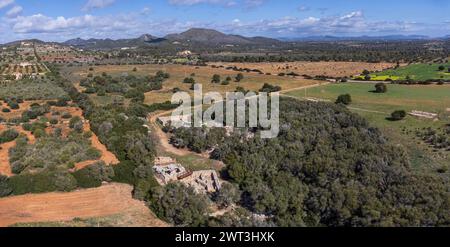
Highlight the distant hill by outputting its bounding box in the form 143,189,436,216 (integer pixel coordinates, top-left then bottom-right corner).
3,39,47,47
62,28,281,50
164,28,280,45
63,34,162,50
281,35,431,42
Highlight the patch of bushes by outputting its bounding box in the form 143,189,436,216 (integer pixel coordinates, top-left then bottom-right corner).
9,134,101,174
7,171,77,195
149,183,210,226
0,129,19,144
72,161,114,188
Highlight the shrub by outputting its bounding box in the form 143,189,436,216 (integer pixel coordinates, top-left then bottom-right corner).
0,129,19,144
335,94,352,105
235,73,244,82
62,113,72,119
211,74,221,84
72,161,115,188
259,83,281,93
374,83,388,93
49,118,59,125
183,77,195,84
69,116,83,129
390,110,407,121
2,108,11,113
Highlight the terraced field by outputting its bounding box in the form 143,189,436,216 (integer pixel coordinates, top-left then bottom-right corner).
69,64,317,105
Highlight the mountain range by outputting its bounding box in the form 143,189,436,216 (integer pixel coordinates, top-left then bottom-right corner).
2,28,449,50
63,28,281,50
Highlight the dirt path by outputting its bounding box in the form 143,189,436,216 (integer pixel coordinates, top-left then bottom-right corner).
279,81,330,94
149,110,198,157
0,183,168,227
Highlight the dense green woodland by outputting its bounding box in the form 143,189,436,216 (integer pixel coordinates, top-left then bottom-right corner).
200,40,450,63
1,66,449,227
171,98,450,226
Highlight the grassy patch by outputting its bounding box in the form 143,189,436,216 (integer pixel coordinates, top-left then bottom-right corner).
285,82,450,171
0,80,67,100
367,63,450,81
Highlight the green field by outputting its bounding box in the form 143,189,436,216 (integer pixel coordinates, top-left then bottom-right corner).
285,83,450,169
354,63,450,81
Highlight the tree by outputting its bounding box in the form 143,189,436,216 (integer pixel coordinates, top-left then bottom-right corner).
211,74,221,84
336,94,352,105
362,69,370,75
259,83,281,93
183,77,195,84
390,110,407,121
235,73,244,82
149,183,210,226
438,65,445,71
69,116,83,129
374,83,388,93
213,183,241,209
0,129,19,144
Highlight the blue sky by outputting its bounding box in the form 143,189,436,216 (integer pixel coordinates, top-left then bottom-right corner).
0,0,449,43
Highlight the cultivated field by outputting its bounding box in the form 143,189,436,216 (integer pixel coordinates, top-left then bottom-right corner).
355,62,450,81
1,63,48,75
0,103,118,177
0,183,168,227
70,64,318,105
208,61,397,78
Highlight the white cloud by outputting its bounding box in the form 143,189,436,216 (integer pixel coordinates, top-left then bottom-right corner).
243,0,265,8
168,0,236,7
1,10,445,43
169,0,265,8
141,7,151,15
82,0,115,11
6,5,22,18
0,0,14,9
11,13,137,34
297,6,310,12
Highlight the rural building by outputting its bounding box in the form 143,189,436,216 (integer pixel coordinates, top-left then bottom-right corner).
153,163,192,185
177,50,193,56
157,114,191,128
